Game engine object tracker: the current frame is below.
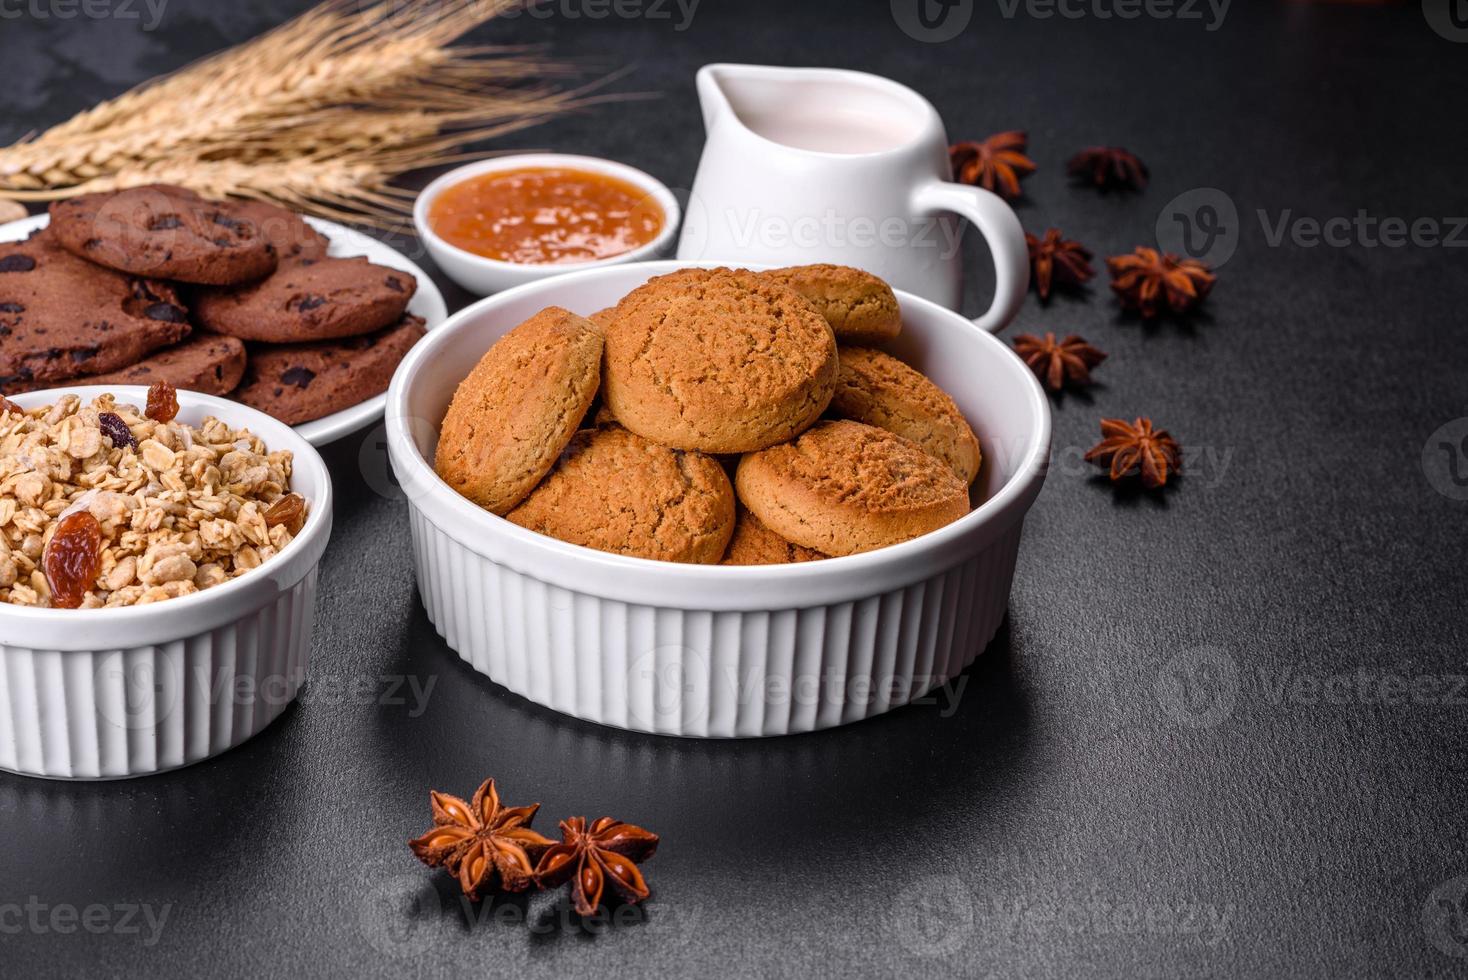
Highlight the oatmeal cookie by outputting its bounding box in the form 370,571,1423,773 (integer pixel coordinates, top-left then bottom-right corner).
435,307,603,515
720,504,827,565
586,306,617,334
759,263,902,343
507,425,735,564
735,419,969,556
829,345,981,484
601,267,837,453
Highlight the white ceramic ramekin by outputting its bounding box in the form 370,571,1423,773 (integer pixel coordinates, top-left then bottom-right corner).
413,153,682,296
385,261,1050,737
0,387,334,778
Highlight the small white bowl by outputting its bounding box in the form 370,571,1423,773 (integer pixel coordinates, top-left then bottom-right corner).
385,261,1050,738
413,153,682,296
0,387,334,778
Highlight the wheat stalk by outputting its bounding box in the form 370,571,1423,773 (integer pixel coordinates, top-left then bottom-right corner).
0,0,590,225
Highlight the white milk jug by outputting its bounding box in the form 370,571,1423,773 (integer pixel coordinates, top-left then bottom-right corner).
678,63,1029,332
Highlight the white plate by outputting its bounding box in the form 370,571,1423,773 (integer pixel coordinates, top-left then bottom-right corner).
0,213,448,446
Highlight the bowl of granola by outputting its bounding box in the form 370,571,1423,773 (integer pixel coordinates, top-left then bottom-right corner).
0,384,333,778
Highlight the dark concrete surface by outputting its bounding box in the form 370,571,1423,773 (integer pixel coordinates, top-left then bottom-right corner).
3,1,1467,976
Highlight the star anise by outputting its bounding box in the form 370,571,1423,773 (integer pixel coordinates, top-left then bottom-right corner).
1012,332,1107,391
1084,417,1182,489
1067,146,1148,191
0,396,23,417
950,132,1036,200
1107,247,1215,318
535,816,659,916
1026,228,1094,300
408,778,555,900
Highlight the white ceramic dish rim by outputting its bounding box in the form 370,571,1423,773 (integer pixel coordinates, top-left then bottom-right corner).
0,385,334,648
0,214,449,447
412,153,682,274
386,260,1051,610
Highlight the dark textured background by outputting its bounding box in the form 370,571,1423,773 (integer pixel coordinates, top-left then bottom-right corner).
4,1,1468,976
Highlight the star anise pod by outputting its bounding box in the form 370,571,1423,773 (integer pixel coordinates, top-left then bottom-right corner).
1084,417,1182,489
0,396,23,417
1012,332,1107,391
535,816,659,916
1107,247,1215,318
1026,228,1094,300
1067,146,1148,190
408,778,555,900
950,132,1036,200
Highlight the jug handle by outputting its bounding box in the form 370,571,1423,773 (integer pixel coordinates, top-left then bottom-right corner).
912,180,1029,333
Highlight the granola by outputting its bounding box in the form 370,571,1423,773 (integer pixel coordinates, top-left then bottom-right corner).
0,394,307,609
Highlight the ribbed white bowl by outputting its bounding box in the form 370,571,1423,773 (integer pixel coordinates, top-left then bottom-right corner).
386,261,1049,737
0,387,333,778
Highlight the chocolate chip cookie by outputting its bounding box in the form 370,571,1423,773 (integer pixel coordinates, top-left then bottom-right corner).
0,232,190,391
79,334,247,396
229,199,331,262
48,184,278,285
193,255,417,343
229,199,330,262
232,314,425,424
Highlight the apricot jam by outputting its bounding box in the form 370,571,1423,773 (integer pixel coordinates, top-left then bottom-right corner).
428,166,665,265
